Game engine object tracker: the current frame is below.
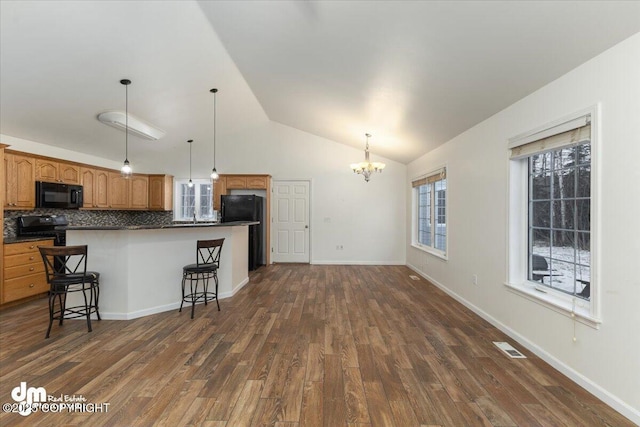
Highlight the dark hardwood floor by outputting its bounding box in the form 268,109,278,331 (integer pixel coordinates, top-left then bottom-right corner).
0,264,632,426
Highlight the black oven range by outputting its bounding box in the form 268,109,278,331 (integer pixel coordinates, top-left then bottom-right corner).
17,215,69,246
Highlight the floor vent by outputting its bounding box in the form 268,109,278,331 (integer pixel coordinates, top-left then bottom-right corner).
493,341,526,359
409,275,421,281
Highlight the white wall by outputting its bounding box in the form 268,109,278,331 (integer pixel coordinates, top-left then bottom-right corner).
407,33,640,422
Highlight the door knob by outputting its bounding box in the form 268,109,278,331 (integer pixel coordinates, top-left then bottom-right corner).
305,225,309,229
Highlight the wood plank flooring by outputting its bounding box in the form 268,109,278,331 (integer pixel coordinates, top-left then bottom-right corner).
0,264,632,426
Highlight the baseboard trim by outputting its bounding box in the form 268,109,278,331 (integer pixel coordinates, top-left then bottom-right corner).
311,260,405,266
406,263,640,425
99,278,250,320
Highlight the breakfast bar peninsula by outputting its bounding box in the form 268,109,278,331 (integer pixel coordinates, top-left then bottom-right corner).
64,222,257,320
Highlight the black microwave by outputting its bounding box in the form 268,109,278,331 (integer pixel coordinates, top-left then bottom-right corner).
35,181,83,209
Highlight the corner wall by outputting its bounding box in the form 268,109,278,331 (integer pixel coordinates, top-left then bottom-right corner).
406,33,640,422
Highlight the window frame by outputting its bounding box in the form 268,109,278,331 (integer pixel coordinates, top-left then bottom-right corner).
506,105,601,328
173,178,215,222
411,166,448,260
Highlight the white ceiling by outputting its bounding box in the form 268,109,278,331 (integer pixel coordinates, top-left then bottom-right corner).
2,1,639,166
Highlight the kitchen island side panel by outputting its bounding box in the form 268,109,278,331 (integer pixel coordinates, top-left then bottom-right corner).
66,225,250,319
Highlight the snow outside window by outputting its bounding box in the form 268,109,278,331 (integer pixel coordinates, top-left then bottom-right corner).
173,179,215,221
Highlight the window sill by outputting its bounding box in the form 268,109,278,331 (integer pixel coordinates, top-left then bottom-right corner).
411,244,448,261
505,281,601,329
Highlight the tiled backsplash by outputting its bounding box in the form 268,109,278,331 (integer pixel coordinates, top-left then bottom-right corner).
3,209,173,239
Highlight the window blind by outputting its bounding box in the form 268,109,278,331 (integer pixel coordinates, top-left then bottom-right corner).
412,167,446,187
509,115,591,160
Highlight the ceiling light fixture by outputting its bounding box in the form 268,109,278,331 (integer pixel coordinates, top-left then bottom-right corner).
187,139,194,188
210,88,219,182
350,133,385,182
120,79,132,178
97,111,166,141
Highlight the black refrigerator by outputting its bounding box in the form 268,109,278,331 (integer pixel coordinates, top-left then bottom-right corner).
221,195,263,271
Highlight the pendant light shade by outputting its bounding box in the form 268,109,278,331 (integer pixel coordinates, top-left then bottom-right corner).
187,139,194,188
210,88,219,181
120,79,133,178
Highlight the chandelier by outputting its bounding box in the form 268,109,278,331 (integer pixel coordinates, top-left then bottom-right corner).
350,133,385,182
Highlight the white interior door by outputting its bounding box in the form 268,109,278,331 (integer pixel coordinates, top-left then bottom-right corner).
272,180,310,263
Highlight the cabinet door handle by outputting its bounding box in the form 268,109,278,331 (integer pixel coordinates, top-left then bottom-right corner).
29,284,35,288
29,256,34,260
29,267,35,271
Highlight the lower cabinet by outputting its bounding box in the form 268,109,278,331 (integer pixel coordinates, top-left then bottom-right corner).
3,239,53,304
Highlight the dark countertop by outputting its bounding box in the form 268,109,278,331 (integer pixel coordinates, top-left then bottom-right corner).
63,221,260,231
4,236,56,244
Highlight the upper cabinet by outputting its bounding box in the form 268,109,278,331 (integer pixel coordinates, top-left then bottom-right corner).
222,174,270,190
130,175,149,209
108,173,130,209
3,149,169,212
225,176,247,190
35,159,80,184
108,173,148,210
148,175,173,211
81,167,109,209
4,153,36,209
247,176,268,189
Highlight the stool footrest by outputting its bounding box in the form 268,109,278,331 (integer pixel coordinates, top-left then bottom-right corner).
182,292,218,303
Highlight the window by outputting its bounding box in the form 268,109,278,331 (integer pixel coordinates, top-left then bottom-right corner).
412,168,447,256
529,144,591,299
508,109,599,326
173,179,215,221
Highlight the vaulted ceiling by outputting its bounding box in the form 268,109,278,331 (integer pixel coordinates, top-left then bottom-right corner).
1,1,639,165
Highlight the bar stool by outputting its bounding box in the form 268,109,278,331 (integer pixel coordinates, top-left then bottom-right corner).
180,238,224,319
39,245,101,339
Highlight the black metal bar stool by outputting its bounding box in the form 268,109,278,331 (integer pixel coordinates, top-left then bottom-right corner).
39,245,101,339
180,238,224,319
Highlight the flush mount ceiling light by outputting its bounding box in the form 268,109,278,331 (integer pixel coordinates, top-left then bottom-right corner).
350,133,386,182
97,112,165,141
209,88,219,182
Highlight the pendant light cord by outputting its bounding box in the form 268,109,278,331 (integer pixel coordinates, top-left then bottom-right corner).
213,90,217,169
125,82,129,162
189,140,192,180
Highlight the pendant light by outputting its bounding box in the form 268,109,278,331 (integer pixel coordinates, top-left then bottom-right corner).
120,79,133,178
187,139,194,187
210,88,220,181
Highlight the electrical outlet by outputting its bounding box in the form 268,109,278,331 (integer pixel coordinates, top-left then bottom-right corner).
472,274,478,285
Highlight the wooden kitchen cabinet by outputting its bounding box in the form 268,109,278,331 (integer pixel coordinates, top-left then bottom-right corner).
58,162,81,184
225,176,247,189
247,176,268,189
35,159,80,184
81,167,109,208
4,152,36,209
108,172,147,209
108,172,130,209
148,174,173,211
3,239,53,304
130,175,149,209
213,177,226,211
